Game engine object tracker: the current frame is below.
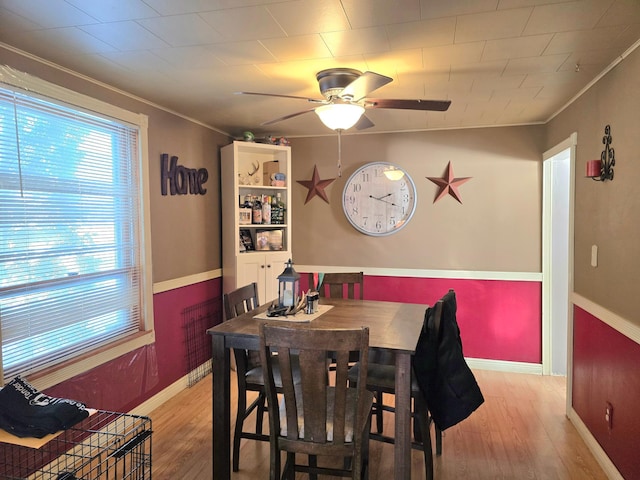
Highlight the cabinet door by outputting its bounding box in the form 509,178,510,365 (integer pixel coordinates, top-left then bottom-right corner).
237,255,266,300
237,253,290,304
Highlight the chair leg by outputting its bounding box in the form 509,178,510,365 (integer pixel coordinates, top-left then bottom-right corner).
283,452,295,480
435,423,443,456
361,414,371,480
256,391,266,434
415,395,433,480
232,389,248,472
309,455,318,480
413,407,422,443
269,437,280,480
374,391,384,433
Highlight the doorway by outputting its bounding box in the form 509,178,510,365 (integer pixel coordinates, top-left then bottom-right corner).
542,134,576,377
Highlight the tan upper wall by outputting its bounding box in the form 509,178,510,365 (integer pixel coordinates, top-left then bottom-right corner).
546,45,640,324
1,46,230,283
289,126,546,272
147,111,227,282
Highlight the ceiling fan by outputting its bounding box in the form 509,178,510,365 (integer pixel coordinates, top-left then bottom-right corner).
235,68,451,132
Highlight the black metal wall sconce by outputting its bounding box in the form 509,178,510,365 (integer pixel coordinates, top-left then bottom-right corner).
586,124,615,181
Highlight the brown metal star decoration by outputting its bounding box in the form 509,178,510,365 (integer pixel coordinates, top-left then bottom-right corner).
427,161,471,204
297,165,336,204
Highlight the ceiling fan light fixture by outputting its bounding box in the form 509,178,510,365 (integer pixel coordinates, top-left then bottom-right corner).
315,103,365,131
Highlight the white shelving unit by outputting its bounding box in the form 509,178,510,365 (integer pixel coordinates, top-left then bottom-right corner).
221,141,292,306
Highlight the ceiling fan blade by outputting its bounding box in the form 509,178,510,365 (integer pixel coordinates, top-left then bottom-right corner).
355,114,375,130
235,91,325,104
260,108,317,126
340,71,393,102
366,98,451,111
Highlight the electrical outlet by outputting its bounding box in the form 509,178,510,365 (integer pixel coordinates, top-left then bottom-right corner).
605,402,613,430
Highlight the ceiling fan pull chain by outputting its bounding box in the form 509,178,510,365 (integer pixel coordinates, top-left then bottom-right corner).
337,129,342,177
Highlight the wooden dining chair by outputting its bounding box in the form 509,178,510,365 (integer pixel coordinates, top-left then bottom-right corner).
348,298,445,480
259,323,373,480
222,282,268,472
311,272,365,372
310,272,364,299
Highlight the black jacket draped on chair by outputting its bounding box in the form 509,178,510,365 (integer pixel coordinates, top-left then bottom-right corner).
412,290,484,431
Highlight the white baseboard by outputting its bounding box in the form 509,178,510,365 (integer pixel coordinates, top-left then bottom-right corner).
466,357,543,375
129,374,192,417
568,407,623,480
129,359,213,416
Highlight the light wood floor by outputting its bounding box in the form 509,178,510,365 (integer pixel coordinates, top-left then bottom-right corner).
149,369,608,479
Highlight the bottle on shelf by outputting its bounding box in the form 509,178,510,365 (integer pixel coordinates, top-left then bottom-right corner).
239,194,252,225
275,193,286,224
262,195,271,224
270,195,279,224
252,195,262,224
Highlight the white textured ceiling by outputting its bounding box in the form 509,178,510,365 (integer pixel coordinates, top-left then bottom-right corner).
1,0,639,138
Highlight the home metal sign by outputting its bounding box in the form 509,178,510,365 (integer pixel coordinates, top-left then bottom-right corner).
161,153,208,195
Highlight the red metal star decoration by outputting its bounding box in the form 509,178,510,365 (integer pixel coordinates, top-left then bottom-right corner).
427,161,471,204
296,165,336,204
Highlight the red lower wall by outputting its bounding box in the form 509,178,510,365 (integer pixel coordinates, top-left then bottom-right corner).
47,278,222,412
573,306,640,480
45,274,540,413
303,274,542,364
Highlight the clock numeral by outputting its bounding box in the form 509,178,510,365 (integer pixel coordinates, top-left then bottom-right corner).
360,172,370,183
351,183,362,193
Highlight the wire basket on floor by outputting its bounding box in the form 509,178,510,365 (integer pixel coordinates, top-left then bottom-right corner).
0,410,152,479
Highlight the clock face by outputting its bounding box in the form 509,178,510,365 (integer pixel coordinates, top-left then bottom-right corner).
342,162,417,236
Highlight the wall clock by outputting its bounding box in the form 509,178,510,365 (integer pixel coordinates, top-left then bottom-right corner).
342,162,417,236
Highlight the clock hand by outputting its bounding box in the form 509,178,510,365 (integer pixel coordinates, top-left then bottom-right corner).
369,195,400,207
369,194,392,201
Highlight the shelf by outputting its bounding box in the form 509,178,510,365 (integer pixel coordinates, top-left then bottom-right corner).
239,185,287,190
238,224,288,229
239,250,286,255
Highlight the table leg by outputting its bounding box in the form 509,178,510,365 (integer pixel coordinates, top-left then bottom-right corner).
395,351,411,480
212,335,231,480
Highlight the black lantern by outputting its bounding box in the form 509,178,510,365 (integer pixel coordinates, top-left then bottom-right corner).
278,258,300,308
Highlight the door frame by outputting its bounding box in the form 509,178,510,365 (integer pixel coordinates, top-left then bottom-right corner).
542,133,576,384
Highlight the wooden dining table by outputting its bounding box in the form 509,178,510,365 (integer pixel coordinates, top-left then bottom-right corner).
207,297,427,480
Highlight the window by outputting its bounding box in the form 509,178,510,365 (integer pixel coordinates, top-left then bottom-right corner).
0,67,153,384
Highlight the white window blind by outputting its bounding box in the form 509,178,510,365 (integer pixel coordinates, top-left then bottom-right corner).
0,83,146,382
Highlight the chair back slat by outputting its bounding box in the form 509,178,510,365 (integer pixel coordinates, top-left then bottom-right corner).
223,282,259,320
311,272,364,300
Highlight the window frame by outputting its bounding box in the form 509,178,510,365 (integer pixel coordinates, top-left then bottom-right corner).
0,66,154,391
